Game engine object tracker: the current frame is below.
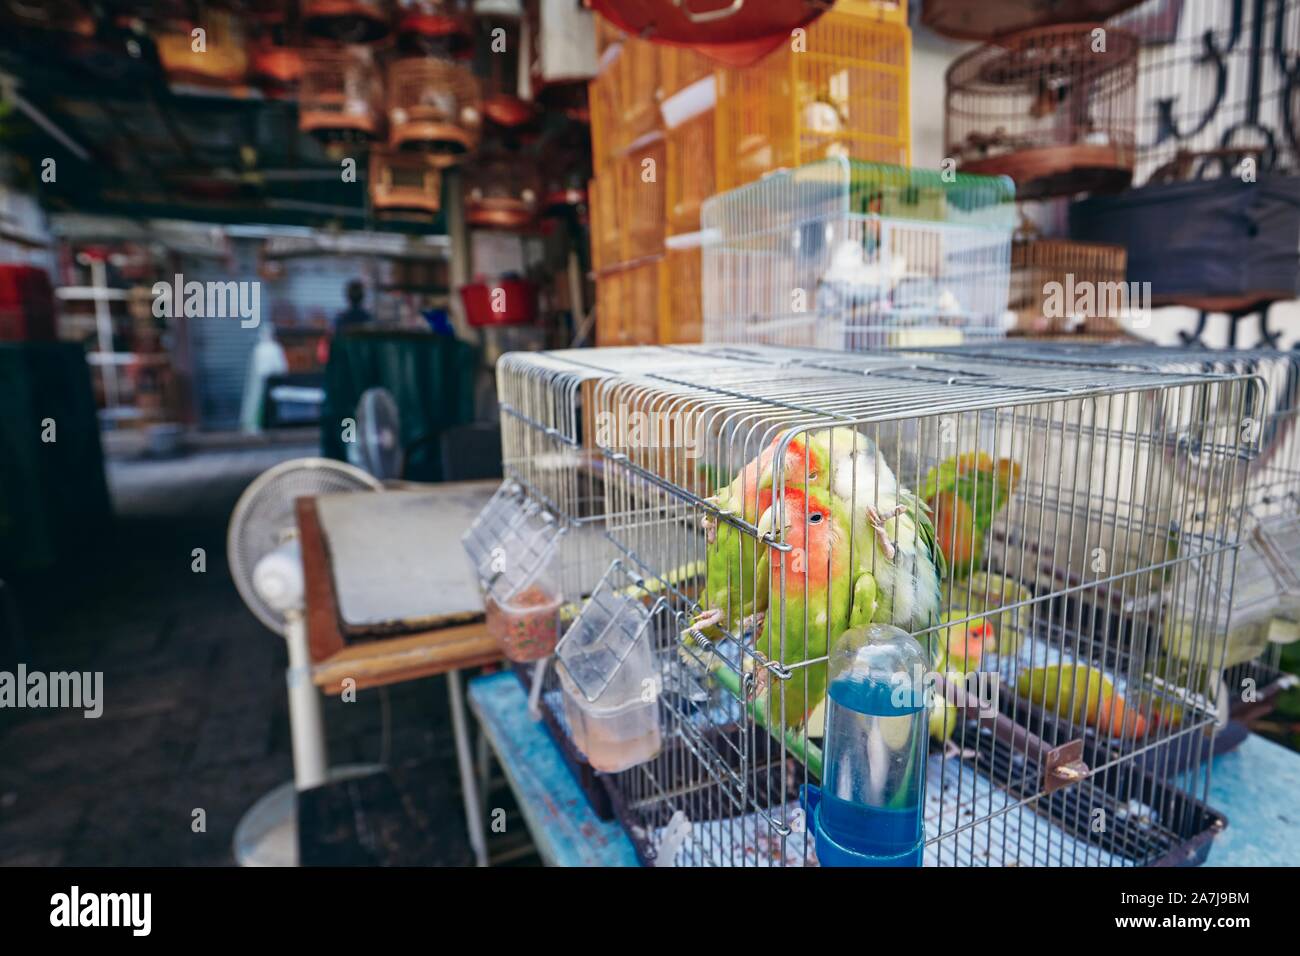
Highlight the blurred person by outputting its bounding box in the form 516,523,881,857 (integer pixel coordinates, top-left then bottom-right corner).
334,279,372,333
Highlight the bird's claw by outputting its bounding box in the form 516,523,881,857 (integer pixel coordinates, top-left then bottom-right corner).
739,611,765,644
864,503,908,561
701,512,717,545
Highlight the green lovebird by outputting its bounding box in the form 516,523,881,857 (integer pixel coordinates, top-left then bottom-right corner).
922,452,1022,579
754,484,876,730
690,486,773,645
719,425,943,635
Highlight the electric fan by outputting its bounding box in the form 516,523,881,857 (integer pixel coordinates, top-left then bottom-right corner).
348,387,404,480
227,457,383,866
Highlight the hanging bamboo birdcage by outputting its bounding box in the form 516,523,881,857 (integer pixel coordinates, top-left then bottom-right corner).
301,0,392,44
1009,229,1128,335
249,41,304,96
156,11,249,87
465,153,538,228
946,24,1139,200
541,133,591,213
1,0,94,34
299,47,384,143
473,10,534,127
387,56,483,161
923,0,1144,42
394,0,474,56
370,150,443,219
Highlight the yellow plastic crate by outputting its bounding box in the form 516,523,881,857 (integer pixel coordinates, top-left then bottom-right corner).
665,110,714,236
715,10,911,192
658,246,703,344
596,259,662,346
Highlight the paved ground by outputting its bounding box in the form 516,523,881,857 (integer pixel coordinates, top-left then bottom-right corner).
0,442,531,866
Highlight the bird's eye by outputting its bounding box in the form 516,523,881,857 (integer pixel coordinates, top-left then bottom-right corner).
808,512,823,524
807,472,818,481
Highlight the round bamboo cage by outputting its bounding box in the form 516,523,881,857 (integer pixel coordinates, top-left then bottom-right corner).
923,0,1144,42
395,0,474,56
464,154,538,228
473,12,534,127
299,47,383,143
250,42,304,96
387,56,483,161
370,150,443,220
301,0,392,45
541,139,590,214
1009,233,1128,335
947,24,1138,200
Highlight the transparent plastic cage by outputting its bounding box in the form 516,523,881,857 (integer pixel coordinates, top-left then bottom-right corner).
701,158,1017,349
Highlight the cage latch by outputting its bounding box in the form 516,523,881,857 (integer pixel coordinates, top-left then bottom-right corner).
1042,739,1089,794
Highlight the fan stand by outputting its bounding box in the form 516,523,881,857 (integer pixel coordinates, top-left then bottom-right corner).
232,611,381,867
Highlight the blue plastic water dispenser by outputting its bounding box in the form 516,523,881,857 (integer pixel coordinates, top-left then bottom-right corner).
802,623,928,867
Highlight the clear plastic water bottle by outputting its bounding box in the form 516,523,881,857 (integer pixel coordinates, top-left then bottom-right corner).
802,623,928,866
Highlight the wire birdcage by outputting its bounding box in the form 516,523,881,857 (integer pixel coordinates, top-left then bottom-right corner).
387,56,483,160
489,343,1248,866
946,24,1139,200
369,150,443,219
1008,231,1128,335
913,338,1300,728
701,158,1017,350
1116,0,1300,184
298,46,384,143
714,8,911,193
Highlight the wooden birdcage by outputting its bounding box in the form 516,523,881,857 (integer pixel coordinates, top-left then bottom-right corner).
250,41,304,96
658,243,702,343
592,35,660,161
299,47,383,143
370,150,443,219
923,0,1143,41
301,0,392,44
665,109,713,235
588,176,620,271
1009,231,1128,335
473,10,534,127
714,9,911,192
394,0,473,56
946,24,1139,200
658,43,713,100
387,56,483,161
465,154,538,228
156,11,249,87
617,136,666,261
1,0,94,34
595,258,661,346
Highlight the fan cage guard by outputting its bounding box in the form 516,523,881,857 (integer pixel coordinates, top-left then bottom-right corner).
299,47,383,141
946,23,1139,200
714,10,912,193
301,0,392,45
1009,237,1128,335
387,56,483,160
370,150,443,217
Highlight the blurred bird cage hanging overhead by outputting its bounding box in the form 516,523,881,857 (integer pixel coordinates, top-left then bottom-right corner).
394,0,474,55
1116,0,1300,184
464,153,538,229
560,346,1252,866
912,338,1300,729
301,0,393,44
1008,222,1128,335
298,46,385,143
386,56,483,160
945,23,1140,200
0,0,93,34
369,150,443,220
155,9,249,87
714,6,912,193
700,158,1018,350
921,0,1146,42
472,4,533,127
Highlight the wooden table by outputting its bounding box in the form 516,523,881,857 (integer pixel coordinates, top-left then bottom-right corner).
296,479,503,865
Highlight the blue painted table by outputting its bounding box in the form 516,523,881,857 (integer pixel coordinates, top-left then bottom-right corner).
468,671,640,867
469,671,1300,867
